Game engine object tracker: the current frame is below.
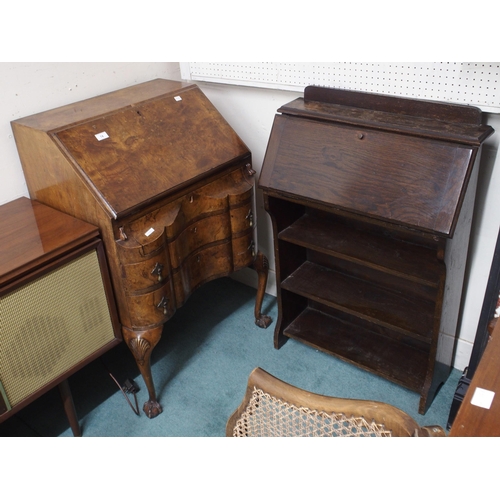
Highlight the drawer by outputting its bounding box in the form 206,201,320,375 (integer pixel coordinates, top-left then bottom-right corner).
226,173,253,207
167,168,254,236
173,241,233,306
126,280,175,327
116,224,169,264
169,213,231,269
176,189,228,227
232,232,255,269
230,201,254,234
120,247,170,293
116,166,254,246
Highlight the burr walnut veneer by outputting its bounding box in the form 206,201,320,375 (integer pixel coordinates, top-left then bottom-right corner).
259,86,494,414
12,79,271,418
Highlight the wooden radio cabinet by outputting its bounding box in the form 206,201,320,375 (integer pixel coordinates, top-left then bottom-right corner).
12,79,271,419
259,86,494,414
0,197,121,436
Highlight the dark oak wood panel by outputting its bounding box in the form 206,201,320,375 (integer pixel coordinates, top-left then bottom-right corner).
284,307,428,392
12,79,272,419
279,213,443,286
281,261,435,339
259,86,493,414
295,86,491,142
262,114,474,236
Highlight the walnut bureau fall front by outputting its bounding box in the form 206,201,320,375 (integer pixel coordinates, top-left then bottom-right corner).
12,79,271,418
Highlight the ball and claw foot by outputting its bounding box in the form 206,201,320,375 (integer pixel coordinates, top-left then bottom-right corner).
255,314,272,329
143,399,163,419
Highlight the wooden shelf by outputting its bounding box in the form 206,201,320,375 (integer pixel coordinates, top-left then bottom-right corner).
279,213,443,287
283,307,428,392
259,86,491,414
281,261,435,341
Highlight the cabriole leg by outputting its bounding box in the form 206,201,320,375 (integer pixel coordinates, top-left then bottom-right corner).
252,251,272,329
122,325,163,418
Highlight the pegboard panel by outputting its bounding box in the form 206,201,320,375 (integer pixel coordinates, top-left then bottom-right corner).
181,62,500,113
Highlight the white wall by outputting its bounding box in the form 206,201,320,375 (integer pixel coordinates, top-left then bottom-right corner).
1,62,499,372
0,62,181,204
456,116,500,367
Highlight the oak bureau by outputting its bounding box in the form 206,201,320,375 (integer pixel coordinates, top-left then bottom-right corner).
259,86,493,414
12,79,271,418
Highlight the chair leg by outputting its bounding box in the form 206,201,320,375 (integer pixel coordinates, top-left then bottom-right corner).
58,379,81,437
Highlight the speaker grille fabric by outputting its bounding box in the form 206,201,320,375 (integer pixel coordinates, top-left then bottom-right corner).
0,250,116,407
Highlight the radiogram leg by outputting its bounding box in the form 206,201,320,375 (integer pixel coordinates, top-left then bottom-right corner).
58,379,81,437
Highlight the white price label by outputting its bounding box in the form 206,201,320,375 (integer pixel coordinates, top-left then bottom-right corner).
145,227,155,237
95,131,109,141
470,387,495,409
174,96,182,101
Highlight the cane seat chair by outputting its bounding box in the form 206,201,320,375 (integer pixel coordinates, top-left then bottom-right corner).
226,367,445,437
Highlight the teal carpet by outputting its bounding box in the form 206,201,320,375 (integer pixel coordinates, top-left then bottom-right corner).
0,277,461,437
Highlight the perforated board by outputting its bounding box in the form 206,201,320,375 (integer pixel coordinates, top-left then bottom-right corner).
181,62,500,113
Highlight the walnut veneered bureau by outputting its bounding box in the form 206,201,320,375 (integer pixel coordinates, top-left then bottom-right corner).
11,79,271,418
259,86,494,414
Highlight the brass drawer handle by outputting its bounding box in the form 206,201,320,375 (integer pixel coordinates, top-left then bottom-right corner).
157,296,169,315
245,209,254,227
246,163,256,176
248,241,256,257
151,262,164,282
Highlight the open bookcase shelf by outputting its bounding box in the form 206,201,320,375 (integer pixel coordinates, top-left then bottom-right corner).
279,212,443,287
283,307,428,392
259,86,493,414
281,260,436,341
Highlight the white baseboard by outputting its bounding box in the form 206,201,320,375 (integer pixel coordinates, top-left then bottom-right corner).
231,267,277,297
452,337,473,372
